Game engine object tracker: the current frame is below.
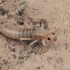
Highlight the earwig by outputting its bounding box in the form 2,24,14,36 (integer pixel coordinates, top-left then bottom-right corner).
0,23,57,46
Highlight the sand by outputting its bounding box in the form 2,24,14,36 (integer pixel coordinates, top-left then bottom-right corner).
0,0,70,70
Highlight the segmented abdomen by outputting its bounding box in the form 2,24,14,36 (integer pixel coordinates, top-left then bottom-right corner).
1,27,34,39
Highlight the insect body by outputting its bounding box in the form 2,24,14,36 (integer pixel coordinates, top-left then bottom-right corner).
0,26,34,39
0,23,57,46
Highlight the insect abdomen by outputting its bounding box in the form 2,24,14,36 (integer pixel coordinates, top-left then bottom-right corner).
1,27,34,39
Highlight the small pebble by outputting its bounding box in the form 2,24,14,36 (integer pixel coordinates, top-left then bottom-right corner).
0,6,8,15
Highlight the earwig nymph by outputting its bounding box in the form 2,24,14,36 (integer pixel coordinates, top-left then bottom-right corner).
0,23,57,46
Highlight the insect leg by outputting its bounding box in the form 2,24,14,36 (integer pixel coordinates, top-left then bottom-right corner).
42,40,45,46
30,40,38,45
40,22,44,29
20,38,33,40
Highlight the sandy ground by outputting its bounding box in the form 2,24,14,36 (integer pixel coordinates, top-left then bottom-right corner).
0,0,70,70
